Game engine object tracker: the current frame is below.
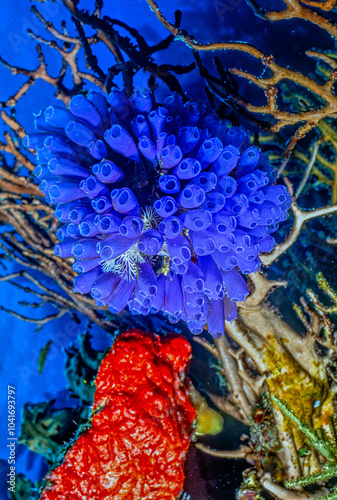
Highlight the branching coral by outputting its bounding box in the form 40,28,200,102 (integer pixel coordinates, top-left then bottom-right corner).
3,0,337,499
270,395,337,500
0,1,191,106
145,0,337,164
267,85,337,202
309,272,337,315
246,0,337,29
293,272,337,354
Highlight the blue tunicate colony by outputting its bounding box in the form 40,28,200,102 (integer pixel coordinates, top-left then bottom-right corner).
24,89,291,336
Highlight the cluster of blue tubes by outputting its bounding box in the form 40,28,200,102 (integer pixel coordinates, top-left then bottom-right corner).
24,88,291,336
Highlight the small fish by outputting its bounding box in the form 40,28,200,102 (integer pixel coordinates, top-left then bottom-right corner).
39,340,52,373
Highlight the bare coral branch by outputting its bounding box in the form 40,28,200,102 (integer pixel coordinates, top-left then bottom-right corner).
214,335,256,423
192,336,219,358
145,0,337,158
249,0,337,39
61,0,187,96
0,45,69,107
1,111,27,139
261,181,337,266
295,142,319,197
262,473,329,499
195,443,251,459
245,272,287,307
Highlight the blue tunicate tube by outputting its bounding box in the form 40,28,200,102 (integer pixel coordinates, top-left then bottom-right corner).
104,124,139,161
154,196,178,218
111,188,138,214
138,229,164,255
158,216,183,239
66,120,97,147
73,267,102,294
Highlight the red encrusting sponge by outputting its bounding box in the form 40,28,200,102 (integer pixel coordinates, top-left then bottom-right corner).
40,329,196,500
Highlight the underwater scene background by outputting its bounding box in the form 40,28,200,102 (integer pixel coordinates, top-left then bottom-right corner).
1,0,337,499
